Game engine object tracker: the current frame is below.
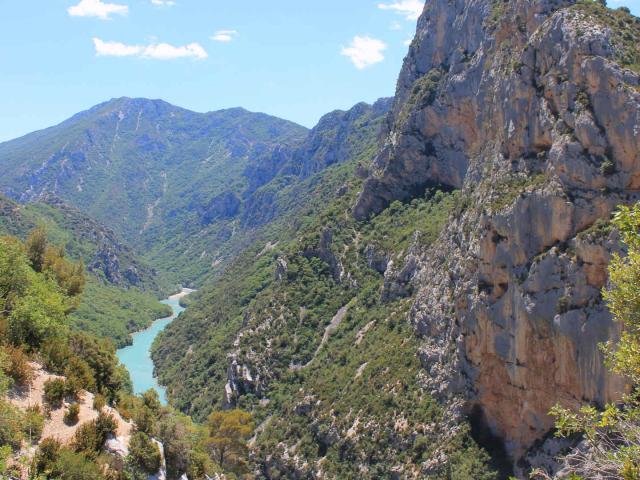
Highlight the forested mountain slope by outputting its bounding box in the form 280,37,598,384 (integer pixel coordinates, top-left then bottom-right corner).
0,98,308,284
0,194,170,347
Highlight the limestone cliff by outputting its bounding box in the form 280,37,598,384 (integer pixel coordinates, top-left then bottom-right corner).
354,0,640,469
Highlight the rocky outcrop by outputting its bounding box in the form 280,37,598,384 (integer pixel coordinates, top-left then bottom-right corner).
199,191,241,225
354,0,640,469
241,99,392,228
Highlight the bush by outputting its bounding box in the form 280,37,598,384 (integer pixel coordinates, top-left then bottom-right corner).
5,346,34,386
72,412,117,457
50,448,105,480
33,437,62,475
43,378,67,408
93,394,106,412
23,405,44,442
64,404,80,425
128,431,161,474
0,399,24,448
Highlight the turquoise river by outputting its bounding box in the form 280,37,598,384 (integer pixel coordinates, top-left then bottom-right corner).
116,288,193,404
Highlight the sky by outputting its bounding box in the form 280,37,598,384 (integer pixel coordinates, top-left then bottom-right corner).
0,0,638,142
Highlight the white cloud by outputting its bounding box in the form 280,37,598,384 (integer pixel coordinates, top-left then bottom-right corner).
68,0,128,19
210,30,238,43
93,38,141,56
143,42,207,59
341,36,386,70
151,0,175,6
93,37,208,60
378,0,424,21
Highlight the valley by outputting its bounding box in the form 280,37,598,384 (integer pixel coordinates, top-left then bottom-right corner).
1,0,640,479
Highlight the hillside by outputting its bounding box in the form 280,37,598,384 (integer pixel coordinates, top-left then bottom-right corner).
151,0,640,478
1,0,639,477
0,98,308,284
0,194,170,347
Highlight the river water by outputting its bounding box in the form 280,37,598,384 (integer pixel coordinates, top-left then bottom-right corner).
116,288,193,405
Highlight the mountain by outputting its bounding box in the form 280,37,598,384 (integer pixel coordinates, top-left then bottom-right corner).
0,194,170,347
151,0,640,478
354,0,640,471
0,97,308,283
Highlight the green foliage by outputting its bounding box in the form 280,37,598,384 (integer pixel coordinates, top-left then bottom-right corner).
72,412,117,458
128,431,161,474
396,68,444,127
490,173,546,212
0,197,171,347
26,226,48,273
70,278,172,348
64,403,80,425
43,378,67,408
207,409,254,472
0,399,24,449
93,394,106,411
3,345,34,386
573,0,640,73
49,449,106,480
33,438,62,476
23,405,44,442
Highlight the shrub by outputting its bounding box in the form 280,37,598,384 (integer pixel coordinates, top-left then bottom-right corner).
43,378,67,408
23,404,44,442
33,437,62,475
128,431,161,474
72,412,117,457
64,404,80,425
93,394,106,412
64,357,96,395
50,448,105,480
0,399,24,448
5,346,34,386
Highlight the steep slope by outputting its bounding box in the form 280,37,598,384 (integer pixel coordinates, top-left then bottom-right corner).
154,0,640,478
352,0,640,471
144,99,392,284
0,194,160,291
152,99,498,477
0,194,170,347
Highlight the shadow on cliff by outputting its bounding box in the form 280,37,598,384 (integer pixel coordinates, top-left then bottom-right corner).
469,405,514,479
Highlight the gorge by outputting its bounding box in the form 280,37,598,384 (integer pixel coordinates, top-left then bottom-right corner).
1,0,640,478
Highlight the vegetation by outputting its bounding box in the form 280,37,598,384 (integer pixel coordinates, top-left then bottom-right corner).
0,197,172,347
128,431,162,475
207,409,254,473
152,124,495,476
70,278,172,348
490,173,547,212
43,378,68,408
64,403,81,425
572,0,640,74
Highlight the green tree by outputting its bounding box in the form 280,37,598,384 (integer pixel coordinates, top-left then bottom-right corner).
207,409,254,472
26,226,48,273
49,449,106,480
128,431,161,474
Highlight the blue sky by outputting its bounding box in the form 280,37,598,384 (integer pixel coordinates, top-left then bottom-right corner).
0,0,638,142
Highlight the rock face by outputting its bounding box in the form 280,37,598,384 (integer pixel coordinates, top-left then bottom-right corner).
354,0,640,467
